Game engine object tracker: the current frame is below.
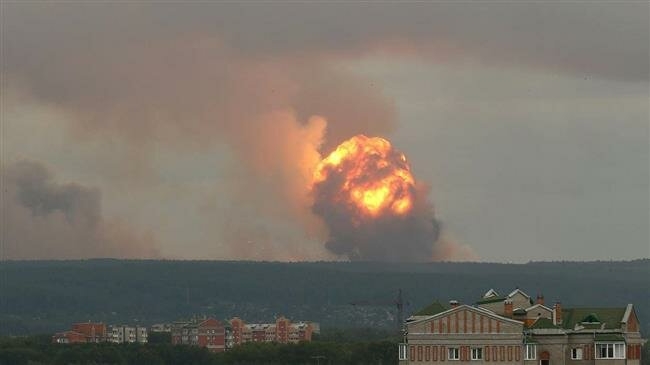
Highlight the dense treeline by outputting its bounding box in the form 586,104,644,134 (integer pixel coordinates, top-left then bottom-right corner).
0,335,397,365
0,259,647,335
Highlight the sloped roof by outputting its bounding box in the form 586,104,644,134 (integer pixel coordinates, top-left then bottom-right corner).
508,289,531,299
409,304,525,326
513,308,527,315
561,307,626,330
414,300,449,316
526,304,553,313
529,317,558,329
483,289,500,298
476,296,506,305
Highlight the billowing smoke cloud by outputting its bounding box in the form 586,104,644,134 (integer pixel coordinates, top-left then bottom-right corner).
314,200,441,262
3,24,396,259
1,160,159,259
311,136,477,262
2,3,646,261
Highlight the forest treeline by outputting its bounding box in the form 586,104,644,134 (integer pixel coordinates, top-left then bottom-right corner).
0,259,647,335
0,334,397,365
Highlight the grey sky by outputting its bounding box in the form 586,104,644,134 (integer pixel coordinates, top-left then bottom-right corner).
2,2,648,261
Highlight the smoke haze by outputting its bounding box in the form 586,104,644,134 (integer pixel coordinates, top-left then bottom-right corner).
2,161,159,259
3,2,646,261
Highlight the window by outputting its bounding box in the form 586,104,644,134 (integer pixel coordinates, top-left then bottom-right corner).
398,344,408,360
571,348,583,360
595,343,625,359
525,344,537,360
472,347,483,360
449,347,460,360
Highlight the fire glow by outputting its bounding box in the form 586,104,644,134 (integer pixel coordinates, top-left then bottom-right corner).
312,135,415,218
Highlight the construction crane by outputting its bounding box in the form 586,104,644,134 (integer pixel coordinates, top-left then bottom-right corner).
349,289,408,332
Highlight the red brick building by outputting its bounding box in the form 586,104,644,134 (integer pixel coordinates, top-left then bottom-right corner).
171,317,225,352
229,316,315,346
52,330,87,344
52,322,107,343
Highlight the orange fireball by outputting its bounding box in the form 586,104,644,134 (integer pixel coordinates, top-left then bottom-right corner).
313,135,415,217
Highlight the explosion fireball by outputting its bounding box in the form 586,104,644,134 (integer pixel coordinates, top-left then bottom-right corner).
313,135,415,218
311,134,440,261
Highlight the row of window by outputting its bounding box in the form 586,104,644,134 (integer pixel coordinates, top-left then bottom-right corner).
399,343,628,362
399,345,519,362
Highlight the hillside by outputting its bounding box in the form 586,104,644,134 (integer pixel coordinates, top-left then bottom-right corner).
0,259,647,335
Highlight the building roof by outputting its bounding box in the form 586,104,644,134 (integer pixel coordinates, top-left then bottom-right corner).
409,304,525,326
483,289,500,298
476,296,507,305
513,308,527,315
529,317,558,329
561,307,627,330
413,300,449,316
525,303,553,313
508,289,531,299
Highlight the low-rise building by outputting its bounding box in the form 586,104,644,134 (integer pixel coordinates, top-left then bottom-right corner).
400,288,645,365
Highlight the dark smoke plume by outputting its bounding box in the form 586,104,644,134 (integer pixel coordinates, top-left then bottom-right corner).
313,179,438,262
311,140,476,262
1,160,159,259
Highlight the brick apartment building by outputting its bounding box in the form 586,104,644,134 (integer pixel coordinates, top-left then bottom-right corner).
52,322,107,344
52,322,149,344
229,316,316,346
399,288,644,365
171,317,226,352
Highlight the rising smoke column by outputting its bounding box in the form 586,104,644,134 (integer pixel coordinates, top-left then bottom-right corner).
311,135,440,261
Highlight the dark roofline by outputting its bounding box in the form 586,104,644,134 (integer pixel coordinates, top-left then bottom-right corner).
476,296,506,305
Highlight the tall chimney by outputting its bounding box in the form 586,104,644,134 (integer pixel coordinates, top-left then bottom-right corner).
554,302,562,325
449,300,459,308
536,294,544,306
504,300,513,318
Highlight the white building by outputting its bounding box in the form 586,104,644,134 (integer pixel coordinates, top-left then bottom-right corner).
109,325,148,344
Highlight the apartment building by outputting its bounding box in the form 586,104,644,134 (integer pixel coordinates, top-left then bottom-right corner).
399,288,644,365
52,322,107,343
229,316,316,346
109,325,148,344
171,317,226,352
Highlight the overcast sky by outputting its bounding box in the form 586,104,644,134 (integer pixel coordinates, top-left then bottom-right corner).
2,2,648,262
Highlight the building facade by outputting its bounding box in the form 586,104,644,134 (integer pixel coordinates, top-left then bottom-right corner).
109,325,148,344
53,322,150,344
400,289,644,365
229,316,316,346
52,322,108,343
171,317,226,352
52,330,87,344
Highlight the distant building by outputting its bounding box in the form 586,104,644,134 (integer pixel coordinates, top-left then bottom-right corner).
229,316,317,346
53,322,107,344
171,317,226,352
52,322,148,344
150,323,172,333
109,325,148,344
71,322,107,343
399,288,645,365
52,330,87,344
